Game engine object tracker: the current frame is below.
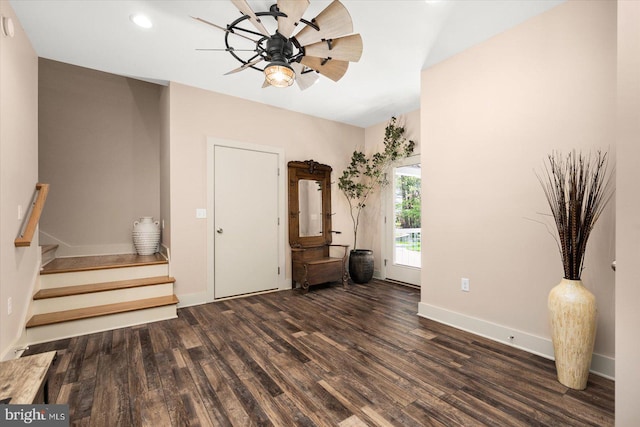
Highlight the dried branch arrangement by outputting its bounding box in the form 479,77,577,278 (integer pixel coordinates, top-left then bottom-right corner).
537,150,614,280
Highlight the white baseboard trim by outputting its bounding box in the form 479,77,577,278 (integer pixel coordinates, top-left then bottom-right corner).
181,275,292,309
418,302,614,380
40,230,136,257
178,281,293,309
176,291,208,308
0,330,29,362
159,243,170,261
280,278,292,291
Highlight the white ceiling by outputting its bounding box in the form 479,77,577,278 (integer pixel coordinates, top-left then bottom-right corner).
9,0,564,128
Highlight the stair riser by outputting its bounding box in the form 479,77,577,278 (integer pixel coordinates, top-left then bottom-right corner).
40,264,169,288
40,244,58,268
31,283,174,314
25,305,177,345
41,253,57,268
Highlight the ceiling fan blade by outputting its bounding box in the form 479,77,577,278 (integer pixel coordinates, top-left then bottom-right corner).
299,56,348,82
291,62,319,91
276,0,310,39
196,48,256,52
224,57,264,75
191,16,260,43
303,34,363,62
294,0,354,47
230,0,271,37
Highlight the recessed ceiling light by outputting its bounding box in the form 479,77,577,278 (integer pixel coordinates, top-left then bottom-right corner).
130,14,152,29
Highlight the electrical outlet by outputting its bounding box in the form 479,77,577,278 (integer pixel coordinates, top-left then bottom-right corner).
461,278,470,292
8,297,12,315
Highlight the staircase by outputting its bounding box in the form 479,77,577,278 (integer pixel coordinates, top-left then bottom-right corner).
26,253,178,344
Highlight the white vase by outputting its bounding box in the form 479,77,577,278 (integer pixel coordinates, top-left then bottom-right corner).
548,278,597,390
132,216,161,255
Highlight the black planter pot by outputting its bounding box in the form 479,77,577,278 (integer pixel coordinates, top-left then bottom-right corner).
349,249,374,284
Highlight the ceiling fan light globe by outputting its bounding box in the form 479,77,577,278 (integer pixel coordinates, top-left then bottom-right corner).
264,63,295,88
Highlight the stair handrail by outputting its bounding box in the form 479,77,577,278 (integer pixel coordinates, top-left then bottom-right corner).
15,183,50,247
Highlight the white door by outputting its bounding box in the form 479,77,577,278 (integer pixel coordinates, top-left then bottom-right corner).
385,156,421,286
214,145,279,299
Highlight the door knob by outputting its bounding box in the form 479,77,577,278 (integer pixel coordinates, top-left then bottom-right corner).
216,228,223,234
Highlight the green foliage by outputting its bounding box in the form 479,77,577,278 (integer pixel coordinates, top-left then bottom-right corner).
395,175,421,229
338,117,415,249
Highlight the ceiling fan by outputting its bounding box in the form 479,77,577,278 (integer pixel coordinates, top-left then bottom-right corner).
193,0,363,90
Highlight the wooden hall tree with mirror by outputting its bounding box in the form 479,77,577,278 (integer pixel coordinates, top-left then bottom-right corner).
288,160,348,291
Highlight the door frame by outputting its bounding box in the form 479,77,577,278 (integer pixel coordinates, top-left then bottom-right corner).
381,154,422,286
206,138,286,302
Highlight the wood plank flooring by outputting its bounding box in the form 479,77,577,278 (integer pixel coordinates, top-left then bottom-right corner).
23,280,614,426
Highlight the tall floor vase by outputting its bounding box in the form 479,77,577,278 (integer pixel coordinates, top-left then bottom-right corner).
548,278,597,390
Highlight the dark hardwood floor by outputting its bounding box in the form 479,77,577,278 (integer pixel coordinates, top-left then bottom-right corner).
24,280,614,426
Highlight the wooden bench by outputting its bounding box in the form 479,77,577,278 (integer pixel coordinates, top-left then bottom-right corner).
291,244,349,290
0,351,56,404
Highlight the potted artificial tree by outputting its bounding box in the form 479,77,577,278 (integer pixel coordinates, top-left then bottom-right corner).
537,150,613,390
338,117,415,283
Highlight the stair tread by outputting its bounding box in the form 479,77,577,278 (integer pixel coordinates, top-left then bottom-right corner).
41,253,167,275
26,295,179,328
34,276,176,300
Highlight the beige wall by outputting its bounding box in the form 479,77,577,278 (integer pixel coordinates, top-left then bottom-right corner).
420,0,616,375
0,1,39,360
38,59,161,257
616,0,640,423
167,82,362,303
